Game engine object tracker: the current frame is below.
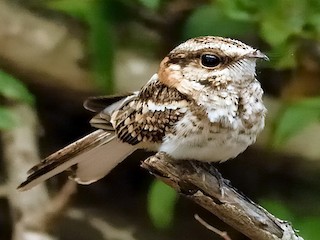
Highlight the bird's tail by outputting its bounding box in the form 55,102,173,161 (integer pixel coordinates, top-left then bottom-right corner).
18,130,136,191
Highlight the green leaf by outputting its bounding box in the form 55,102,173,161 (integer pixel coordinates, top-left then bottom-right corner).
46,0,92,20
272,97,320,147
184,5,255,39
0,107,17,130
260,199,295,221
297,217,320,240
147,180,178,229
267,41,297,69
0,71,34,104
138,0,161,10
260,199,320,239
217,0,257,21
87,1,115,93
293,97,320,108
307,13,320,31
259,0,307,47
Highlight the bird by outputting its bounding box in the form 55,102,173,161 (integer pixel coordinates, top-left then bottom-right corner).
18,36,268,191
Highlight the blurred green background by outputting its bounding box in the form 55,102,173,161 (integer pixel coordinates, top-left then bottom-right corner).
0,0,319,239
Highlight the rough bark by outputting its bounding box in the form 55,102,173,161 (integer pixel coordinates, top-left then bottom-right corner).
141,152,304,240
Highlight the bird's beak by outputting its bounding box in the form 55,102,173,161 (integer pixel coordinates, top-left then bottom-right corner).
246,50,269,61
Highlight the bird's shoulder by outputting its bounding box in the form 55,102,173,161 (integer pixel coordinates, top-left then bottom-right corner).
111,74,190,145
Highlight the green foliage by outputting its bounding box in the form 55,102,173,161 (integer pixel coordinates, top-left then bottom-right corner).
298,217,320,240
0,70,34,130
0,71,34,105
260,199,295,221
0,107,17,130
259,0,307,47
147,180,179,229
272,97,320,147
216,0,260,22
185,0,320,69
138,0,161,10
46,0,92,20
260,199,320,240
267,41,297,69
47,0,115,93
87,1,115,93
184,5,255,39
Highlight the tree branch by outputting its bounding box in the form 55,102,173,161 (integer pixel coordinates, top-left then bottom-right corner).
67,208,137,240
2,104,56,240
141,152,304,240
0,0,93,93
1,104,76,239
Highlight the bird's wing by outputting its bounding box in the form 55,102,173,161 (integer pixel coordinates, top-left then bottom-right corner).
111,75,189,145
87,94,138,130
84,94,133,113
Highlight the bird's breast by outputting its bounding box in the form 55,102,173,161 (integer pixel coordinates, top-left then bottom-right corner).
159,112,262,162
158,80,266,162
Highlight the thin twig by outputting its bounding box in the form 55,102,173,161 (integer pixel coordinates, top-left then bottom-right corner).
67,208,137,240
41,180,77,231
195,214,232,240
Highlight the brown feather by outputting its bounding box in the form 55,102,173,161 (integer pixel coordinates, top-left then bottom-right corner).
111,76,189,145
84,94,131,112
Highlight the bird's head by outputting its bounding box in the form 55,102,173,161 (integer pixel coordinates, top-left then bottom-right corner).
158,36,268,94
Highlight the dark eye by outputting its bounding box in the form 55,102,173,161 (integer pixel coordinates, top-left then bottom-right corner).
200,54,221,68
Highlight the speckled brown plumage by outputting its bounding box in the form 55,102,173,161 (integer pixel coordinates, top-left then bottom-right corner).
111,80,189,145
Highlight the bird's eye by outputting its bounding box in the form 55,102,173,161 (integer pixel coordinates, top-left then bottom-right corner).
200,54,221,68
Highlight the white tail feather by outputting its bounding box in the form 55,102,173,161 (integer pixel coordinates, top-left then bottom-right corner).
18,130,135,191
72,139,135,184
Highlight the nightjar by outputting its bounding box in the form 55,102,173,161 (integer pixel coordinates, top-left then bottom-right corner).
18,36,268,191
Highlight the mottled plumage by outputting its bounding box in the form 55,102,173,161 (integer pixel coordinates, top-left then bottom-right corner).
18,36,267,191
